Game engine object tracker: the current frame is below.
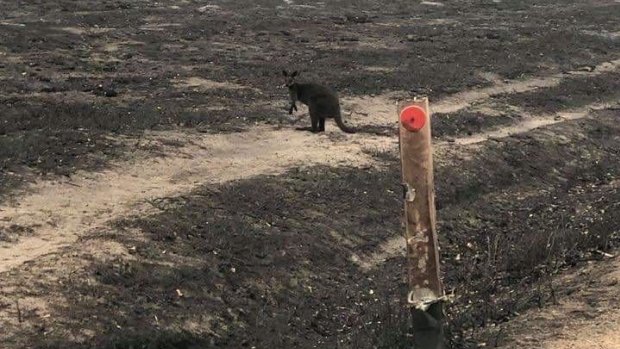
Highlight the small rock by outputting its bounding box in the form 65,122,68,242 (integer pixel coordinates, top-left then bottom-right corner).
345,14,372,24
421,1,445,6
485,33,501,40
406,35,431,42
577,65,595,72
103,89,118,97
40,86,58,93
197,4,220,13
331,16,346,25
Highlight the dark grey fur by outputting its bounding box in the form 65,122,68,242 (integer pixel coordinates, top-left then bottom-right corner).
283,70,355,133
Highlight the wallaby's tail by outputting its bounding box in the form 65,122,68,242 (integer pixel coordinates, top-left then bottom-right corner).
335,112,356,133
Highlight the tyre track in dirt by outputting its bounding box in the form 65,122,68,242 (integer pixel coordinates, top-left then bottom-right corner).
1,58,619,274
353,100,619,271
452,101,616,146
430,59,620,115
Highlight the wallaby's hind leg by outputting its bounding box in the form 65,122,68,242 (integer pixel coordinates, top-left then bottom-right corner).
310,115,320,133
318,118,325,132
295,111,320,132
295,125,313,131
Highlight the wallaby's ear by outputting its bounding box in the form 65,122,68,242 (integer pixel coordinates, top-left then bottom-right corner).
291,71,298,77
282,70,288,77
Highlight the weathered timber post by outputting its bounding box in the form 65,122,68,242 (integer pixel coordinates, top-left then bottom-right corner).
398,97,445,349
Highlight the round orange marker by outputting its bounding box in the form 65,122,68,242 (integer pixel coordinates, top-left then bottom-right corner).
400,105,427,132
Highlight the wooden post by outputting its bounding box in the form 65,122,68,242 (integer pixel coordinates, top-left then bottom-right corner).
398,97,445,349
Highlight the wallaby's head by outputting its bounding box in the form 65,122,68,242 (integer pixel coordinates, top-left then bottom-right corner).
282,70,298,88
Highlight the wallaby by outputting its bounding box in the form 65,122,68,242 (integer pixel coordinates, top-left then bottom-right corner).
283,70,355,133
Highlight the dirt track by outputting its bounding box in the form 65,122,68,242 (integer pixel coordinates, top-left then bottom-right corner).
1,0,620,348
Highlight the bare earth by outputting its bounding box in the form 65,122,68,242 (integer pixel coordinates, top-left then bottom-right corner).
498,254,620,349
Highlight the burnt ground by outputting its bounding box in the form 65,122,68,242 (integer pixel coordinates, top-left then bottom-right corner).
1,0,620,348
2,111,619,349
1,0,620,196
